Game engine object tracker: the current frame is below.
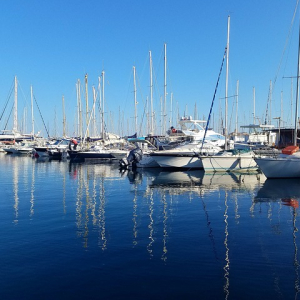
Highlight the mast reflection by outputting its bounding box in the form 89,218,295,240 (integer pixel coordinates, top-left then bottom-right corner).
128,170,141,247
147,187,154,257
13,157,19,223
161,193,168,262
223,191,230,299
292,205,300,298
70,162,113,249
30,159,35,217
98,176,107,250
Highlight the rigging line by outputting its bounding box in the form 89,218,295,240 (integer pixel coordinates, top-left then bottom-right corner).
264,1,299,125
136,73,147,135
139,95,148,137
0,84,14,122
18,80,29,108
229,97,235,134
264,84,271,125
4,104,14,130
122,69,133,114
201,46,227,151
152,66,161,109
275,0,299,87
33,95,50,138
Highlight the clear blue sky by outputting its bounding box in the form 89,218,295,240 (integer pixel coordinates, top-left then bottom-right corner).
0,0,299,137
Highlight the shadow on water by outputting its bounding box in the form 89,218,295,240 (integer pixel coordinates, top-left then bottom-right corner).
255,178,300,203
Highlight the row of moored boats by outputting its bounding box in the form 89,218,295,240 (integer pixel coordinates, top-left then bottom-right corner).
2,116,298,179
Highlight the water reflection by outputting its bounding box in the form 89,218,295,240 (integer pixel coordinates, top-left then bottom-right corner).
293,207,300,298
147,188,154,257
162,193,168,262
255,178,300,299
30,161,35,217
126,169,266,268
3,155,300,298
69,162,120,249
224,191,230,300
7,155,38,223
255,179,300,202
13,157,19,223
137,169,266,196
132,183,138,247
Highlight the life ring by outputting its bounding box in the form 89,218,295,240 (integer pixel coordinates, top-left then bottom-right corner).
172,128,176,133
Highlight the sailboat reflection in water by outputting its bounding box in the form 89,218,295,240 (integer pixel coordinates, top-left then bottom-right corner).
255,178,300,297
69,162,110,250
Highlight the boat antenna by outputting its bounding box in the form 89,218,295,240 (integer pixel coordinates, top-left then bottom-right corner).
200,46,227,151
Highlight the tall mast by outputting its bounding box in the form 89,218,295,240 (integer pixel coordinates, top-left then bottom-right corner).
149,51,154,134
98,76,102,136
101,71,105,140
133,66,137,134
269,80,272,124
160,96,163,135
164,43,167,134
291,78,294,127
170,92,173,126
146,96,149,134
77,79,83,139
235,80,239,134
281,90,283,126
118,106,121,137
76,81,79,137
30,85,34,138
294,19,300,146
253,86,256,124
62,95,66,137
93,86,96,137
13,76,18,132
85,74,89,137
225,16,230,150
23,108,27,134
54,107,57,138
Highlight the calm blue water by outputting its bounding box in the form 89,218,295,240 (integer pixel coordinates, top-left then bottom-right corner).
1,154,300,299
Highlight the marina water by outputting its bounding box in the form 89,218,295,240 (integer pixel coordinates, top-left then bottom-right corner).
1,154,300,299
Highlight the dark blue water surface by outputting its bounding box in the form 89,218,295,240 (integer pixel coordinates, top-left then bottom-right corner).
1,154,300,299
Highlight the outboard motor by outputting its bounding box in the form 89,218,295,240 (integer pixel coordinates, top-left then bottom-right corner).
119,147,143,170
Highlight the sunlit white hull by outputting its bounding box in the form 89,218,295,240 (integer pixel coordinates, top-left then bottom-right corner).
151,152,203,169
109,150,129,160
201,152,257,172
136,156,160,168
255,156,300,178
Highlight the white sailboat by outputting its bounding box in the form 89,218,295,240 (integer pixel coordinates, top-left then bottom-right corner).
255,16,300,178
68,72,129,162
149,140,222,169
201,15,257,173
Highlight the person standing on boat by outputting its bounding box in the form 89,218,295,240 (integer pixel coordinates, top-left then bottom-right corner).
69,139,78,150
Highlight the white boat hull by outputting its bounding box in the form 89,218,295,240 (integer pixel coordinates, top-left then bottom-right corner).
201,152,257,172
151,153,203,169
109,150,129,160
255,156,300,178
136,156,160,168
